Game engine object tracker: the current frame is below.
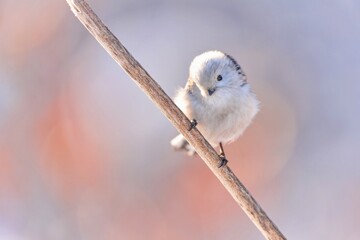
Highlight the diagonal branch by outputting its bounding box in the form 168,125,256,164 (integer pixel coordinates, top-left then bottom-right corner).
65,1,286,239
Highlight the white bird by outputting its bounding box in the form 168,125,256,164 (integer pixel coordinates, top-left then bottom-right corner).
170,50,259,167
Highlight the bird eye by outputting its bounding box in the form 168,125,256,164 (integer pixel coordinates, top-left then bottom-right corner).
217,75,223,81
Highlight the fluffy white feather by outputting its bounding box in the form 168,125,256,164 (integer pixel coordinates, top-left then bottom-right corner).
171,50,259,156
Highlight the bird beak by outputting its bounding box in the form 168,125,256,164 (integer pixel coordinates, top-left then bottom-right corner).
208,88,216,96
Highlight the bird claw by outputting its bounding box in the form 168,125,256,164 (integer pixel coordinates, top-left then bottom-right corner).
188,119,198,131
218,154,228,168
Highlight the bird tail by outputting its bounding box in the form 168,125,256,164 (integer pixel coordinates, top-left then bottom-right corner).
170,134,196,156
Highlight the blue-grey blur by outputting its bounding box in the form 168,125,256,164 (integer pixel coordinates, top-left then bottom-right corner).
0,0,359,239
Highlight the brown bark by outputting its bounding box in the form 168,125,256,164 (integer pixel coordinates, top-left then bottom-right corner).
65,1,286,239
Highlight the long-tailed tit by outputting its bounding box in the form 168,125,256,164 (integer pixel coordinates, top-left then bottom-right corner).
170,51,259,167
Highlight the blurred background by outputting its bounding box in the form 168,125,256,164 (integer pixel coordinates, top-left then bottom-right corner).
1,0,359,239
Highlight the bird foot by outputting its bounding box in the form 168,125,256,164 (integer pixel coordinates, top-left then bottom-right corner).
218,154,228,168
188,119,198,131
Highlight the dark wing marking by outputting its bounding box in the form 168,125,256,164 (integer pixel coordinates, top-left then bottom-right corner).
225,53,247,82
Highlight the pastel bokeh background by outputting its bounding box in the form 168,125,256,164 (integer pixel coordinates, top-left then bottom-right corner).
1,0,359,239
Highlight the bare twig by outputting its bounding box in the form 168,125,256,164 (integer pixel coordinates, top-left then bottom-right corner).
65,1,286,239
